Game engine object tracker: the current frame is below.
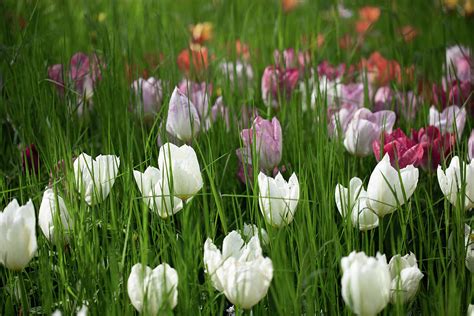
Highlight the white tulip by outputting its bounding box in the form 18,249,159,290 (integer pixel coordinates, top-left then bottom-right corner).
203,231,273,309
166,87,201,143
366,154,419,217
0,199,37,271
257,172,299,227
158,143,203,201
133,166,183,218
127,263,178,315
341,251,391,316
38,188,72,243
464,225,474,273
468,304,474,316
73,153,120,206
388,252,423,304
335,177,379,231
240,223,269,246
437,156,474,211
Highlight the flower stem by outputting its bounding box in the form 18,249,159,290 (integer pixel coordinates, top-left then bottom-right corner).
18,272,29,316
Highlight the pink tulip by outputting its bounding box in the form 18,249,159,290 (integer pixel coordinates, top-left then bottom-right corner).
261,66,299,108
446,46,472,83
429,105,466,136
412,126,455,171
274,48,310,74
237,116,282,171
47,64,65,96
317,61,347,80
341,83,365,107
373,86,393,112
131,77,163,115
469,130,474,161
373,128,424,168
448,80,473,107
178,79,212,121
344,108,396,156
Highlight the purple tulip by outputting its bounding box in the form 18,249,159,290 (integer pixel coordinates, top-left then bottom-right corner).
446,46,472,83
237,116,282,172
373,86,393,112
131,77,163,115
166,87,201,143
428,105,466,136
178,79,212,122
261,66,299,108
469,130,474,161
341,83,364,107
343,108,396,157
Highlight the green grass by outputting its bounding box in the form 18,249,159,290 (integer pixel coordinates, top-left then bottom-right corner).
1,0,474,314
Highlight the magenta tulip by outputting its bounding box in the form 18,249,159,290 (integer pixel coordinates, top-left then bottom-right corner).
373,129,424,168
412,126,455,171
261,66,299,108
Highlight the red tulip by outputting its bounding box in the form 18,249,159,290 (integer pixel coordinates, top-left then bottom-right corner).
373,128,424,168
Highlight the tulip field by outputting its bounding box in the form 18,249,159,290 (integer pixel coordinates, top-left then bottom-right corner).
2,0,474,315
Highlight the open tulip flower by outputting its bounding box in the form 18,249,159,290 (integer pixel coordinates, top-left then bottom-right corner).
166,87,201,143
344,108,396,157
127,263,178,315
203,231,273,309
258,172,299,227
341,251,391,316
373,128,424,169
73,153,120,206
366,154,419,217
158,143,203,202
468,130,474,161
133,166,183,218
335,177,379,231
237,116,282,172
388,253,424,304
429,105,466,137
39,188,72,243
261,66,299,108
437,156,474,211
131,77,163,116
0,199,37,271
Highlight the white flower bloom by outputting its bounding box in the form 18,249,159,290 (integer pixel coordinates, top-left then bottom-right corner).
437,156,474,211
73,153,120,206
38,188,72,243
240,223,269,246
204,231,273,310
133,166,183,218
388,252,423,303
0,199,37,271
366,154,419,217
257,172,299,227
158,143,203,202
341,251,391,316
335,177,379,231
127,263,178,315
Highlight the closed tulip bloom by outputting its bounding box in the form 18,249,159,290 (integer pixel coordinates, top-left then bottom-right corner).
366,154,419,217
341,251,391,316
388,253,424,304
258,172,299,227
73,153,120,206
429,105,466,136
177,80,212,123
468,130,474,161
166,87,201,143
437,156,474,211
131,77,163,115
133,166,183,218
344,108,396,157
158,143,203,201
0,199,37,271
127,263,178,315
38,189,71,243
261,66,299,108
204,231,273,309
335,177,379,231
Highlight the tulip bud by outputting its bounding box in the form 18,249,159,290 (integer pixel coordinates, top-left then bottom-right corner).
341,251,391,316
238,116,282,172
0,199,37,271
73,153,120,206
166,87,201,143
429,105,466,137
257,172,299,227
127,263,178,315
437,156,474,211
131,77,163,115
204,231,273,309
133,166,183,218
344,108,396,157
388,252,424,304
157,143,203,202
38,189,72,243
335,177,379,231
469,130,474,161
366,154,419,217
